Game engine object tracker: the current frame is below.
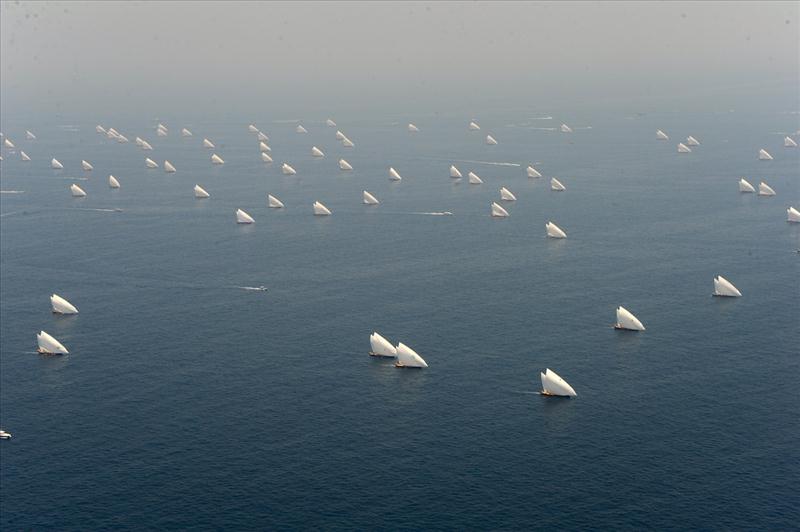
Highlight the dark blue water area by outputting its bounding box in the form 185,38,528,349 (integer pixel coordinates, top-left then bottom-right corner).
1,109,798,530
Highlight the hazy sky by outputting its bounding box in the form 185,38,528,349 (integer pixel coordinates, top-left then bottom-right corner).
1,1,798,117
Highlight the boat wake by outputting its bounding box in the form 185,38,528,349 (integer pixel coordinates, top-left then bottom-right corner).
236,286,268,292
0,190,25,194
411,211,454,216
451,159,520,167
71,208,123,213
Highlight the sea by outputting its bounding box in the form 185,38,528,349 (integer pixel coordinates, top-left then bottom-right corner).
1,108,798,529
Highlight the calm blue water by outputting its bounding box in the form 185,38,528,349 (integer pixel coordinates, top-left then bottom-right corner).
1,110,798,529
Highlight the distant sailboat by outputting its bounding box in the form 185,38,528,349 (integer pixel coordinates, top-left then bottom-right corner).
81,160,93,171
550,178,566,191
296,124,308,133
3,138,14,148
686,136,700,146
37,331,69,354
96,125,106,133
116,134,129,143
203,138,215,148
326,119,337,127
20,151,31,162
485,134,498,145
268,194,284,208
339,159,353,171
108,175,121,188
787,207,800,223
51,158,64,169
491,202,509,217
394,342,428,368
156,127,167,137
560,124,573,133
282,163,297,175
527,166,542,178
469,121,481,130
468,171,483,184
26,130,36,140
389,167,403,181
677,142,692,153
311,146,325,157
363,190,380,205
614,306,645,331
758,148,773,160
194,184,210,199
157,123,168,132
164,160,177,173
656,129,669,140
713,275,742,297
540,368,576,397
257,132,269,142
145,157,158,168
236,209,255,224
70,184,86,197
106,129,119,140
313,201,332,216
342,137,355,148
248,124,259,133
141,140,153,150
261,152,273,163
335,130,345,140
785,136,798,148
758,181,776,196
500,187,516,201
369,332,397,357
211,153,225,165
408,123,420,132
259,142,271,152
545,221,567,239
181,128,193,137
450,165,463,178
738,178,755,193
51,294,78,314
135,136,144,146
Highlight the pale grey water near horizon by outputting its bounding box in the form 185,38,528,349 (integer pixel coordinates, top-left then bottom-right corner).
1,107,799,529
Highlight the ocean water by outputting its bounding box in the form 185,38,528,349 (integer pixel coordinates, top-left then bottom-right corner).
1,110,798,530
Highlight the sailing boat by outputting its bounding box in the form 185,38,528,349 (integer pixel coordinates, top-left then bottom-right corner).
540,368,576,397
389,167,402,181
713,275,742,297
194,185,210,199
550,178,566,191
394,342,428,368
211,154,225,165
677,143,692,153
686,136,700,146
469,121,481,130
20,151,31,162
787,207,800,223
545,221,567,239
500,187,516,201
527,166,542,178
408,123,420,132
485,134,498,145
145,157,158,168
369,332,397,357
758,181,776,196
3,138,14,148
96,125,106,133
203,138,215,148
268,194,284,208
326,119,337,127
560,124,573,133
758,149,773,160
141,140,153,150
51,158,64,169
656,129,669,140
135,136,144,146
164,160,177,173
81,160,93,171
37,331,69,354
257,132,269,142
614,306,645,331
51,294,79,314
785,136,798,148
116,134,129,143
491,202,509,217
248,124,259,133
342,137,355,148
450,165,463,178
282,163,297,175
70,184,86,197
259,142,271,152
261,152,273,163
335,130,346,140
181,128,193,137
339,159,353,171
26,130,36,140
311,146,325,157
738,178,755,193
236,209,255,224
108,175,121,188
313,201,332,216
468,171,483,184
363,190,380,205
296,124,308,133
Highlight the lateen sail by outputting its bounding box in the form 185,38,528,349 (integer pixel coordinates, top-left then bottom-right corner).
339,159,353,170
389,167,402,181
395,342,428,368
313,201,332,216
51,158,64,169
550,178,566,191
194,185,210,198
485,134,498,145
268,194,284,208
261,152,273,163
450,165,463,178
164,160,177,173
211,154,225,165
713,275,742,297
785,136,798,148
787,207,800,223
677,143,692,153
527,166,542,178
615,306,645,331
469,121,481,130
546,221,567,239
369,332,397,357
540,368,577,397
37,331,69,354
738,178,755,193
296,124,308,133
81,160,93,171
20,151,31,162
311,146,325,157
758,148,773,160
326,119,336,127
108,175,121,188
181,128,193,137
491,202,509,217
282,163,297,175
70,184,86,197
363,190,380,205
560,124,573,133
51,294,79,314
236,209,255,224
145,158,158,168
259,142,271,152
500,187,516,201
408,123,420,132
656,129,669,140
758,181,776,196
468,171,483,184
203,138,215,148
686,136,700,146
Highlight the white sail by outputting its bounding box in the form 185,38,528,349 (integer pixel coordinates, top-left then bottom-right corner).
485,134,498,145
408,123,420,132
282,163,297,175
677,142,692,153
335,130,345,140
203,138,215,148
157,123,168,132
108,175,121,188
181,128,192,137
469,121,481,130
560,124,573,133
500,187,516,201
758,148,773,160
164,160,177,173
194,184,210,199
450,165,463,178
738,178,755,193
339,159,353,171
389,167,403,181
546,221,567,239
248,124,259,133
3,138,15,148
296,124,308,133
156,128,168,137
259,142,271,152
540,368,576,397
395,342,428,368
26,130,36,140
491,202,509,217
51,294,79,314
311,146,325,157
550,178,566,191
257,131,269,142
268,194,284,208
37,331,69,355
326,119,337,127
96,125,106,133
51,158,64,169
313,201,332,216
135,136,144,146
211,153,225,165
141,140,153,150
787,207,800,223
106,129,119,140
342,137,355,147
116,134,129,143
686,136,700,146
656,129,669,140
236,208,255,224
363,190,380,205
20,151,31,162
527,166,542,178
81,160,93,171
713,275,742,297
369,332,397,357
615,306,645,331
468,171,483,184
758,181,776,196
785,136,798,148
145,157,158,168
70,184,86,197
261,152,273,163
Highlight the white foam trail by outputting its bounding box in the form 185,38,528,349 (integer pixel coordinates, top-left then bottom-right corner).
56,176,89,181
0,190,25,194
531,116,553,120
272,119,301,123
451,159,521,167
71,208,122,213
237,286,268,291
575,126,593,130
530,127,558,131
0,211,23,217
411,211,454,216
57,125,81,131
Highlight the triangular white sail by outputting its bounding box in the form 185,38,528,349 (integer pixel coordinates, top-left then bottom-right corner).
339,159,353,171
395,342,428,368
259,142,271,152
408,123,420,132
106,129,119,140
236,208,255,224
713,275,741,297
81,160,93,171
491,202,509,217
787,207,800,223
156,128,167,137
108,175,121,188
335,130,345,140
296,124,308,133
164,160,177,173
116,134,129,143
70,184,86,197
141,140,153,150
560,124,573,133
785,136,798,148
758,181,775,196
363,190,380,205
181,128,192,137
51,294,78,314
326,119,337,127
500,187,516,201
342,137,355,147
758,148,773,160
20,151,31,162
248,124,259,133
677,143,692,153
37,331,69,354
194,184,210,199
261,152,273,163
311,146,325,157
738,178,755,193
26,130,36,140
540,368,576,397
686,136,700,146
257,131,269,142
3,138,15,148
211,154,225,165
268,194,284,208
203,138,215,148
369,332,396,357
656,129,669,140
157,123,168,132
135,136,144,146
469,121,481,130
450,165,462,178
96,125,106,133
545,221,567,239
282,163,297,175
485,134,498,145
145,157,158,168
468,171,483,184
527,166,542,178
389,167,403,181
313,201,332,216
615,306,645,331
51,158,64,169
550,178,566,191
